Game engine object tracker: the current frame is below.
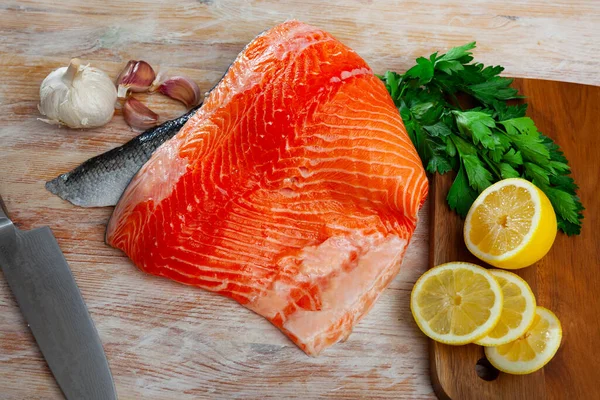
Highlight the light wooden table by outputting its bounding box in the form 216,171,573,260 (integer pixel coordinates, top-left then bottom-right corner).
0,1,598,399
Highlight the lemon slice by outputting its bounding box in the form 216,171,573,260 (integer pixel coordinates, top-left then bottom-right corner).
464,178,557,269
410,262,503,345
485,307,562,374
474,270,536,346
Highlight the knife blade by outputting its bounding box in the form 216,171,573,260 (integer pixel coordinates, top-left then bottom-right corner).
0,195,117,400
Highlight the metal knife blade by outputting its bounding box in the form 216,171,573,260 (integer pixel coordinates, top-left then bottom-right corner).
0,196,117,400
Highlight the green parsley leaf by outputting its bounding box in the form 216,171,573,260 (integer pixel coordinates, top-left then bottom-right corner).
537,183,584,234
435,60,464,75
524,162,550,185
428,153,453,174
447,165,478,216
468,77,522,104
424,121,453,137
494,102,528,120
436,41,476,64
499,163,520,179
405,57,435,85
502,148,523,166
454,111,496,149
445,137,457,157
550,175,578,192
501,118,550,165
462,154,494,191
382,71,401,102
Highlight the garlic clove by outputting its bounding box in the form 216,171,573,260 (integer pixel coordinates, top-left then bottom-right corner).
123,97,159,130
116,60,156,98
158,76,201,108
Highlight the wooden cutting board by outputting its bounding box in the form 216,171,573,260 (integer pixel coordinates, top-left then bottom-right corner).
430,79,600,399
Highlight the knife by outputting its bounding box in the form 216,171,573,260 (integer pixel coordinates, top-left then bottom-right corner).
0,194,117,400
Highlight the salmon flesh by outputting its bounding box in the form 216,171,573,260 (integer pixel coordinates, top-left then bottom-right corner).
106,21,428,356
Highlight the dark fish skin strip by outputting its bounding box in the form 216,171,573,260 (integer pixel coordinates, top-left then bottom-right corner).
46,105,200,207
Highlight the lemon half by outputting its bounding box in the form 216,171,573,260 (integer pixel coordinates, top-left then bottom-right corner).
464,178,557,269
475,270,536,346
411,262,503,345
485,306,562,374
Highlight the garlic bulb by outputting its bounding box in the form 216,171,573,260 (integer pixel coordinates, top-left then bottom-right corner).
38,59,117,128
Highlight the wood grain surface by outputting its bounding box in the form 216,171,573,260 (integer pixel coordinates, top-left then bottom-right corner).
430,79,600,400
0,1,599,399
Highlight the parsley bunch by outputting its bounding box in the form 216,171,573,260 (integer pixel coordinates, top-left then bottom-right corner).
381,42,583,235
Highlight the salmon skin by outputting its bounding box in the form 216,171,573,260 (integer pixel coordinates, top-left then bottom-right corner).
107,21,428,356
46,106,201,207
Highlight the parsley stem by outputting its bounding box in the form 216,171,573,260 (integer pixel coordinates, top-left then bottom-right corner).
481,153,502,180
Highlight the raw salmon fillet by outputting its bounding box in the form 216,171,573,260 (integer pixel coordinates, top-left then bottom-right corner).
107,20,428,356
